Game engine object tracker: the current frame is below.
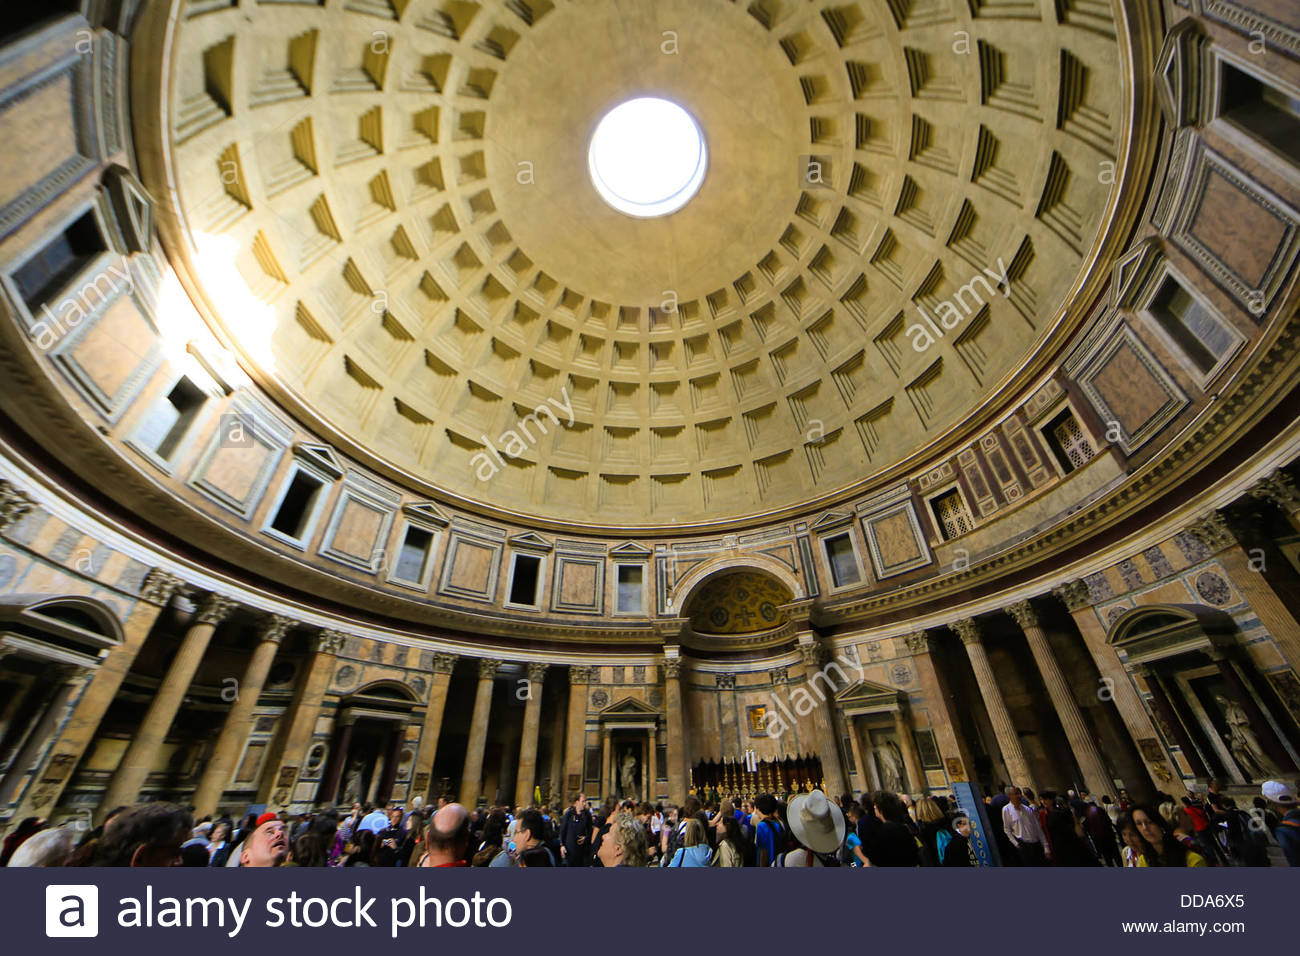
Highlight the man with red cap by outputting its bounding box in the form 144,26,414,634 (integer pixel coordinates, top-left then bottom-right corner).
240,812,288,868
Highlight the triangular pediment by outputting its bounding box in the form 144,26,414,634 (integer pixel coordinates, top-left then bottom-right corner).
509,531,552,552
403,502,450,527
103,164,155,254
293,441,344,479
610,541,652,558
834,679,901,707
811,510,854,532
598,696,660,717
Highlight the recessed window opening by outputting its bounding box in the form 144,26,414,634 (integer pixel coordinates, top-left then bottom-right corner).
1044,409,1095,475
1148,277,1235,375
394,526,434,582
13,211,106,311
931,489,972,541
616,564,643,612
138,378,206,462
509,553,542,606
1218,61,1300,161
823,533,861,587
270,470,324,540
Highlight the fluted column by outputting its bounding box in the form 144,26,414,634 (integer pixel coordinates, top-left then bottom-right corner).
100,593,237,815
663,655,686,803
599,725,613,799
257,629,347,807
377,722,405,804
563,666,590,798
893,702,927,796
797,640,848,798
1008,600,1112,795
318,715,355,806
1190,511,1300,674
193,614,292,816
903,630,976,782
1135,665,1209,778
951,617,1034,791
514,662,548,807
458,658,500,805
547,693,565,801
14,569,181,822
1052,581,1168,793
716,673,738,756
845,714,870,793
410,652,457,804
646,725,658,801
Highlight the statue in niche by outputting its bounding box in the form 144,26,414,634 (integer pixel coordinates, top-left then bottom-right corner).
1216,694,1276,780
619,748,639,797
875,740,905,794
341,759,365,805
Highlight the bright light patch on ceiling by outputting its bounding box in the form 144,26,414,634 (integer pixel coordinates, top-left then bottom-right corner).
588,97,707,218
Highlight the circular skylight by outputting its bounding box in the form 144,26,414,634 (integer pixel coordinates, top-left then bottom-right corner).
588,97,707,218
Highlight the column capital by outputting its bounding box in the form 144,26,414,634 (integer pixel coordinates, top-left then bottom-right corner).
431,652,458,674
714,673,736,690
798,640,825,668
950,617,982,645
317,629,349,655
526,661,549,683
662,658,682,680
258,614,294,644
0,479,34,532
569,664,593,684
770,665,789,685
139,568,184,607
1187,511,1237,552
1249,469,1300,513
902,631,930,655
1007,600,1040,631
195,593,238,626
1052,580,1091,612
477,658,502,680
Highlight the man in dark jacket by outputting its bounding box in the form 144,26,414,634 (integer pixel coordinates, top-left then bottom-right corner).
559,793,593,867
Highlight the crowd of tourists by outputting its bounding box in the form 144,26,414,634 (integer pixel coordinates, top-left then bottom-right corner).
2,776,1296,868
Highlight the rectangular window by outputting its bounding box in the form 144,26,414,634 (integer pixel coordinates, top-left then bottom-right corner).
1043,409,1095,474
12,212,106,312
1148,277,1236,375
508,554,541,607
393,526,434,583
270,470,324,541
823,533,861,587
1218,61,1300,163
0,3,80,49
135,379,206,462
616,564,643,613
931,489,972,541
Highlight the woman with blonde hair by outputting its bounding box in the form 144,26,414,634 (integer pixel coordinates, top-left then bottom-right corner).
667,816,711,866
914,796,951,867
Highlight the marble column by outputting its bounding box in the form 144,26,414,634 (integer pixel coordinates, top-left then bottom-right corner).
1007,600,1112,795
893,703,927,796
410,652,457,805
547,693,565,802
845,714,870,793
770,666,796,755
377,723,405,804
951,617,1034,792
797,641,849,798
600,725,613,800
13,569,182,822
192,614,292,816
563,666,590,799
0,665,88,807
646,725,658,801
1212,652,1297,774
663,655,687,803
1135,665,1209,778
1189,511,1300,675
318,715,355,806
458,658,500,805
1052,581,1168,793
903,630,977,783
100,593,237,815
257,629,347,807
514,662,548,808
716,673,738,756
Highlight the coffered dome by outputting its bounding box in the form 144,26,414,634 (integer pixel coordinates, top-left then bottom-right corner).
148,0,1133,529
